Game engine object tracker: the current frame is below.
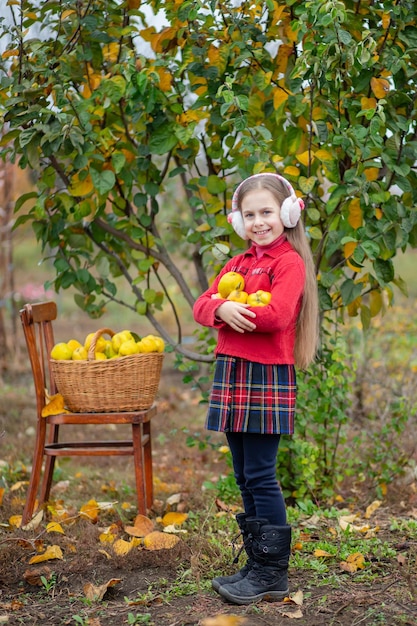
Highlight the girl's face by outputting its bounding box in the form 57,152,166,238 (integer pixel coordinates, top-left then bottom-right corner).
241,188,284,246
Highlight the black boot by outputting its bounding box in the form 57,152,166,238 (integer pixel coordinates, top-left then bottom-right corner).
218,519,291,605
212,514,269,593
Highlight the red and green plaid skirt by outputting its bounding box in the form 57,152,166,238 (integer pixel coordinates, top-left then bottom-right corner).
206,355,297,435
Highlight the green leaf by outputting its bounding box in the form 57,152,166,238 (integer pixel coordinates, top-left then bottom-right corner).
90,169,116,195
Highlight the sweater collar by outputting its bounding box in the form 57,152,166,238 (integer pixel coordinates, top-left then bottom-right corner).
250,233,287,259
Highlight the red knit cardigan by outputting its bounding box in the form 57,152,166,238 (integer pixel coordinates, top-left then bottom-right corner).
193,238,306,365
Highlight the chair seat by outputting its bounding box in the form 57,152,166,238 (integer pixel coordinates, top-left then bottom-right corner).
19,301,158,525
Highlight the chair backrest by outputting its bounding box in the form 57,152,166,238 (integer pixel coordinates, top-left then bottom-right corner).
20,301,58,416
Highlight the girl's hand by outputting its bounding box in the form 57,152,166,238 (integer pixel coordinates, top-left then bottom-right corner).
216,301,256,333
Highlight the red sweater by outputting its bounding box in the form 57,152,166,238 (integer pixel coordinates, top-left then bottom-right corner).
193,238,305,365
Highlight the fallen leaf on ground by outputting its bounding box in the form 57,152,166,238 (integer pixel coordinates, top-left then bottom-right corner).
79,499,99,523
29,544,63,564
46,521,65,534
201,616,247,626
21,510,44,531
83,578,121,602
8,514,22,529
284,589,304,606
23,565,52,586
124,514,154,537
161,511,188,527
143,530,180,550
278,607,304,619
340,551,365,572
112,538,133,556
313,549,332,557
365,500,381,519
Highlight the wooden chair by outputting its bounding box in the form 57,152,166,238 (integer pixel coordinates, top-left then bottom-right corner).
20,301,157,525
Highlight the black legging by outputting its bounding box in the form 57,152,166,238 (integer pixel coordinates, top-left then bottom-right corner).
226,431,286,525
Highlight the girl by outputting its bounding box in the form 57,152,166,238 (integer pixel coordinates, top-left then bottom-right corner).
193,172,319,605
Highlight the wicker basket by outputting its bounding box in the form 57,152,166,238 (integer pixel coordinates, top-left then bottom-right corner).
50,328,164,412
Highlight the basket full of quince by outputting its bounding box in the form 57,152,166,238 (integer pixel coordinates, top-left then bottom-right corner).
49,328,165,413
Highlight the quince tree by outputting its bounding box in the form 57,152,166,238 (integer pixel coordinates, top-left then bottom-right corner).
0,0,416,362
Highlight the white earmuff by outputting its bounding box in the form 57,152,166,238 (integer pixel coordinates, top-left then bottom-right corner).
280,195,302,228
228,173,304,238
229,210,248,240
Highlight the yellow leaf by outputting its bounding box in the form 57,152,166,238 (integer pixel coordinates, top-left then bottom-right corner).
41,393,69,417
11,481,28,491
273,88,288,110
275,43,293,73
313,549,332,557
364,500,382,519
46,521,65,534
347,198,363,229
61,9,75,19
98,549,112,559
343,241,361,272
375,207,383,220
83,578,121,602
79,499,99,523
340,552,365,573
21,510,44,531
201,616,247,626
289,590,304,606
29,545,63,564
112,538,133,556
315,149,334,163
381,12,391,29
99,531,116,544
369,291,383,317
102,42,120,63
283,166,300,178
161,512,188,527
296,151,311,166
156,67,173,91
124,514,154,538
69,173,94,197
143,530,180,550
0,487,4,506
2,49,20,58
361,96,377,110
9,515,22,529
364,167,379,181
370,77,390,99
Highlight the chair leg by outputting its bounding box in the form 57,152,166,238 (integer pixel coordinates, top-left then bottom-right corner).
132,423,147,514
22,418,47,525
143,421,153,509
40,424,59,503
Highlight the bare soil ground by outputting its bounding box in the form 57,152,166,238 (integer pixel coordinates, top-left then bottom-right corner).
1,362,417,626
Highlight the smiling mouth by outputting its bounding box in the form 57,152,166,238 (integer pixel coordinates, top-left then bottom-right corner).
255,229,270,235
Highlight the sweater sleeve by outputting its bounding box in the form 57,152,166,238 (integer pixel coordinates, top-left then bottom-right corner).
192,266,232,329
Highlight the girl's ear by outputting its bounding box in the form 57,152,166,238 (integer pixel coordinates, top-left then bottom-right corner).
228,210,248,239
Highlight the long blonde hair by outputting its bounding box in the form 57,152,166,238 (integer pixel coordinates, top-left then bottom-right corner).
235,174,319,369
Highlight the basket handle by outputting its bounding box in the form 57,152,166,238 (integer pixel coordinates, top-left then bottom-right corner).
88,328,115,360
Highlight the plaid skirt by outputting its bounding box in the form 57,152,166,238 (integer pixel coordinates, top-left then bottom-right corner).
205,355,297,435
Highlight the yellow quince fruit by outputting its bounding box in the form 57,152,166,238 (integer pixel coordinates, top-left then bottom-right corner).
146,335,165,352
72,346,88,360
112,330,133,353
84,332,107,353
50,342,73,360
119,339,140,356
137,336,157,353
67,339,82,352
247,290,272,306
217,271,245,299
227,290,248,303
95,352,107,360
